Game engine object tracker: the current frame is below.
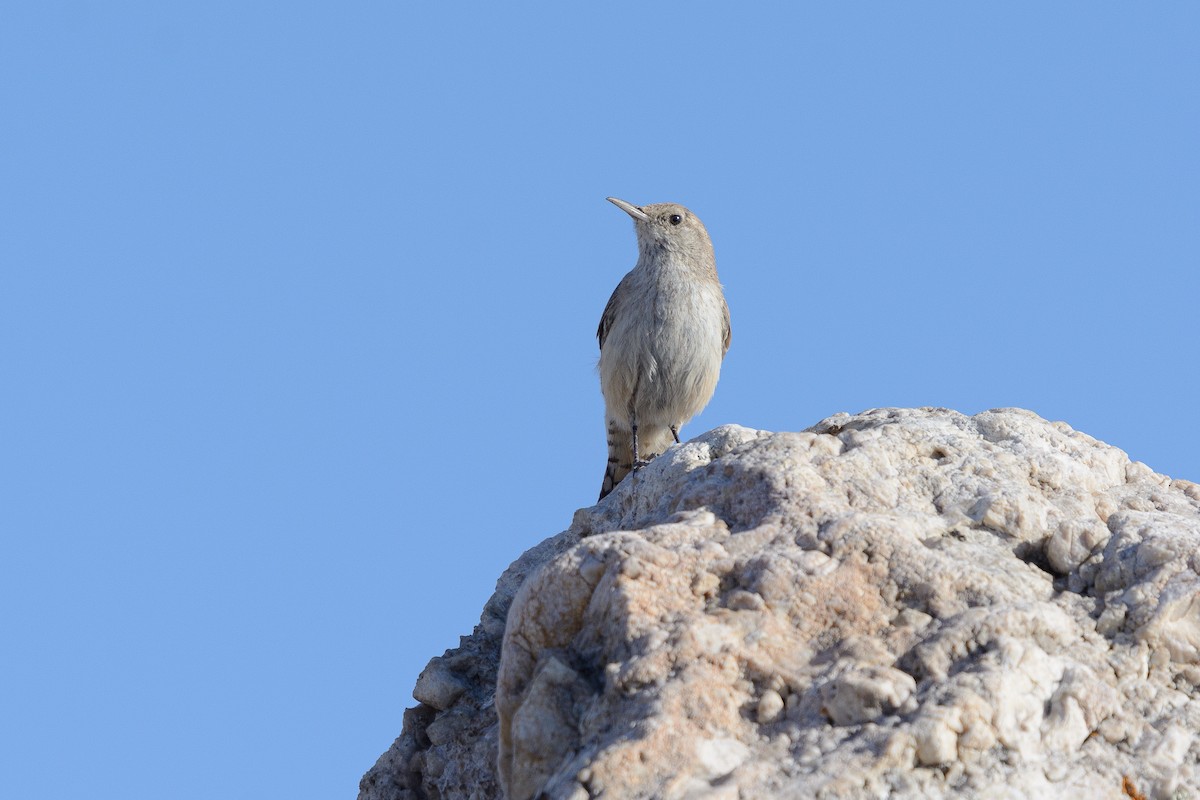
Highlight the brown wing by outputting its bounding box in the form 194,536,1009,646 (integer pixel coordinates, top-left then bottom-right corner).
721,295,732,356
597,275,630,351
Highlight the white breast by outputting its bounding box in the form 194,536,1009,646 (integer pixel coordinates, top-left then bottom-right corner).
599,261,726,430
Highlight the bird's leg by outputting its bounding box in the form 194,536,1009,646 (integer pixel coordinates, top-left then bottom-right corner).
629,375,651,472
631,421,647,471
630,412,652,472
670,424,680,444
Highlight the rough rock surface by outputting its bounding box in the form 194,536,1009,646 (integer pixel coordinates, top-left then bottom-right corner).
359,408,1200,800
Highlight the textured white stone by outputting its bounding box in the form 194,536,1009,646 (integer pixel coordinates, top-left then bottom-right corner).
693,737,749,780
821,664,917,726
412,657,469,711
756,689,784,724
360,408,1200,800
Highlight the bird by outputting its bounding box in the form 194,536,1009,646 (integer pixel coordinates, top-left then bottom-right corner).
596,197,731,500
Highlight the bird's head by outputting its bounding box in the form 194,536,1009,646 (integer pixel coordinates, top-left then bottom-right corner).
607,197,714,263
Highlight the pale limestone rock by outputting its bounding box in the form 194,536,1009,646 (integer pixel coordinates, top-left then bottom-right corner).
755,689,784,724
360,408,1200,800
413,656,469,711
820,664,917,726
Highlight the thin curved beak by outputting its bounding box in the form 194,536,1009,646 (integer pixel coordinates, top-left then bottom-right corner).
607,197,649,222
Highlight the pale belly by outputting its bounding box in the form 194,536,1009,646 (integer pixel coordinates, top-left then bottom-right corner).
599,279,726,431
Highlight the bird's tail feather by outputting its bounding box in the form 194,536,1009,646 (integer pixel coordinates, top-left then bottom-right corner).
599,425,631,500
598,422,676,500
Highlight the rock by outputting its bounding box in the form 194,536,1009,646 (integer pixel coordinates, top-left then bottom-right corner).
413,657,470,711
755,689,785,724
360,408,1200,800
820,664,918,726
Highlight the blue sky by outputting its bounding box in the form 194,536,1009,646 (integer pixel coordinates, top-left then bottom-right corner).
2,4,1197,798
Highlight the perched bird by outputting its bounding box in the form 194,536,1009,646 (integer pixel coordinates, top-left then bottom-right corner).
597,197,731,500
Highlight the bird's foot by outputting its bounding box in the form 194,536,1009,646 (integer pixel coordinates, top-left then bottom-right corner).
631,452,661,472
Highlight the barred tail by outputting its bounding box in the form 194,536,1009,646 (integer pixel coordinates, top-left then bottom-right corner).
599,425,633,501
598,420,677,501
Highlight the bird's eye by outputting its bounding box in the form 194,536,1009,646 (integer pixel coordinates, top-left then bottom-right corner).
669,214,683,226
